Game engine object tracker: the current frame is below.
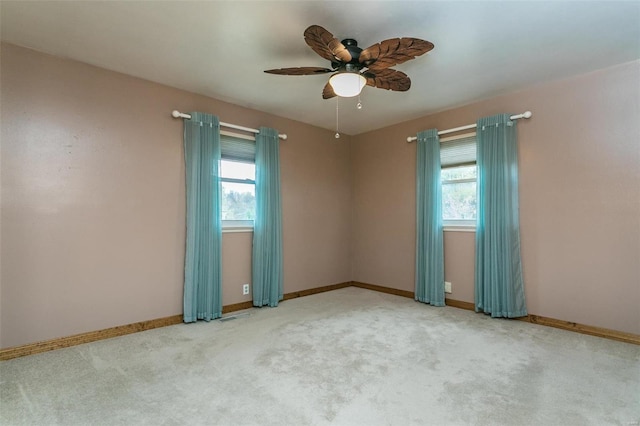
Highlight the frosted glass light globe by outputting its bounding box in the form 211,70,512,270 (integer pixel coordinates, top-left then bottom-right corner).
329,73,366,97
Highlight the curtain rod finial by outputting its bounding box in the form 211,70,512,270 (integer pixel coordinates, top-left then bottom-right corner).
523,111,532,119
171,110,181,118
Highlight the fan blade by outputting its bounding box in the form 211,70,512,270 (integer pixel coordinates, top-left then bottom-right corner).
322,82,337,99
264,67,334,75
304,25,352,63
360,38,434,71
365,69,411,92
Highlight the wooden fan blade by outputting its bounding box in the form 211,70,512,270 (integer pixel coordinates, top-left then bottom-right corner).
264,67,334,75
322,82,337,99
304,25,352,63
365,69,411,92
360,38,434,71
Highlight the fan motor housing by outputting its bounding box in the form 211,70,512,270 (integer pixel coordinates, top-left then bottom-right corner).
332,38,363,70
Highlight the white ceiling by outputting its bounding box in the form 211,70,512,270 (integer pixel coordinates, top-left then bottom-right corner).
1,1,639,135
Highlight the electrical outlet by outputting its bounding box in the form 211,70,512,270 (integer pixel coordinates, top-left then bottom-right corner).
444,281,452,294
242,284,250,295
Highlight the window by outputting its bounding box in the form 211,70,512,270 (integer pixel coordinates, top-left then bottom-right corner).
440,133,476,227
220,132,256,229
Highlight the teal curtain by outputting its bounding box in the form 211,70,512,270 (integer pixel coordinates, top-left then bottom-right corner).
252,127,283,307
183,112,222,322
475,114,527,318
415,129,445,306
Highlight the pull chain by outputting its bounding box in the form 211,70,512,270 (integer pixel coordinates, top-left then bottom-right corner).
335,97,340,139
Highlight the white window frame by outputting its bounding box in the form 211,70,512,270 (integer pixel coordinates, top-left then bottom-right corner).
442,177,477,229
441,132,477,232
220,173,255,232
220,131,256,232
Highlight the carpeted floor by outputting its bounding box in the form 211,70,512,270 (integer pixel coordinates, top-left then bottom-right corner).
1,287,639,425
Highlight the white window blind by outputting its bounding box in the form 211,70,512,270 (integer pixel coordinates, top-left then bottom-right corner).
221,134,255,163
440,134,476,168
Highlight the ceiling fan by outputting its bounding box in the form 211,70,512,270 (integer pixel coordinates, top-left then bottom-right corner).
264,25,434,99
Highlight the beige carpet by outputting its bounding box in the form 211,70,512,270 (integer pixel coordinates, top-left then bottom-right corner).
1,287,639,425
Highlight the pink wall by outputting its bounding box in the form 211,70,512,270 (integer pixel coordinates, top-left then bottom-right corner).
351,61,640,335
2,42,638,349
0,43,351,348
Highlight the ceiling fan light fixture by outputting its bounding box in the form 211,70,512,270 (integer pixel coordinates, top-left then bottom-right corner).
329,72,366,97
264,25,433,100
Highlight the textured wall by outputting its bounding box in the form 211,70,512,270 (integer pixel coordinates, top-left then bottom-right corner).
351,61,640,334
1,43,352,348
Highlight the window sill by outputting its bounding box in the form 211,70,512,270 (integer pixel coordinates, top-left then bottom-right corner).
443,225,476,233
222,227,254,234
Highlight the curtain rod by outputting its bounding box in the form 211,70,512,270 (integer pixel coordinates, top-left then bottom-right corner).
171,110,287,140
406,111,532,143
